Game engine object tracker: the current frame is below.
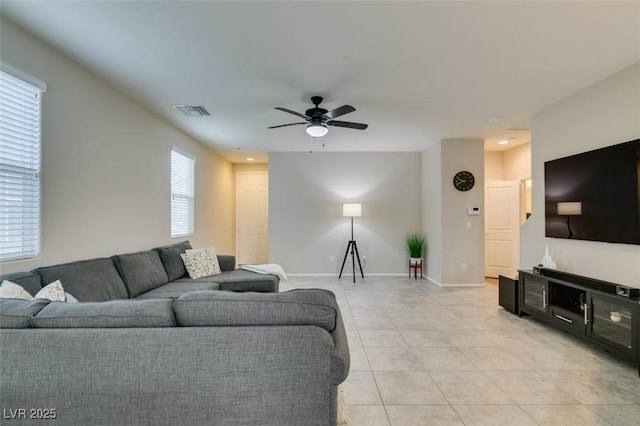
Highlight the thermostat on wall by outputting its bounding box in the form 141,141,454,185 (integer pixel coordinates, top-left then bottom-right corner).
467,207,480,215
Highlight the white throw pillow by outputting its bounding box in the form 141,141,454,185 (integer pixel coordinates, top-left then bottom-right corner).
0,280,34,300
181,247,221,279
65,292,79,303
35,280,66,302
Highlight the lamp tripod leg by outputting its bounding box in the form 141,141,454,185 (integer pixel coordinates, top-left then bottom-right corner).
353,240,364,279
339,241,352,279
351,244,356,283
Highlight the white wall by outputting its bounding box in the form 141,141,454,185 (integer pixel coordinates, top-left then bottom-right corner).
422,143,442,282
440,139,485,285
269,152,421,275
522,63,640,288
422,139,485,286
0,18,235,274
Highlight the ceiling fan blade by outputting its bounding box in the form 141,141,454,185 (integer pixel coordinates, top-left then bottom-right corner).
327,120,368,130
275,107,308,119
268,122,307,129
325,105,355,120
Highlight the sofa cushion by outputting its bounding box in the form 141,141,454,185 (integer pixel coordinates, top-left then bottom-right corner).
37,258,129,302
135,282,220,299
174,289,338,331
31,299,176,328
0,271,42,296
112,251,169,298
153,240,192,281
173,269,279,292
0,299,49,328
216,254,236,272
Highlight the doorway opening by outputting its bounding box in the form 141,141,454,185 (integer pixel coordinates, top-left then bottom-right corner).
483,141,531,279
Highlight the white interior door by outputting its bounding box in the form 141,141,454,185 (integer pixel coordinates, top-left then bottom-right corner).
485,180,519,278
236,171,269,265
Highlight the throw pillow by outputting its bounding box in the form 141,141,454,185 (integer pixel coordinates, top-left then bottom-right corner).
189,247,222,276
0,280,34,300
181,247,221,279
34,280,66,302
65,292,79,303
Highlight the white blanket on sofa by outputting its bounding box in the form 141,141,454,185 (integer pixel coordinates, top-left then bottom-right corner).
240,264,288,281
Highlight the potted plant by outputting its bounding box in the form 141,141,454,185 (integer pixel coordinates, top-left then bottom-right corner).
406,232,426,264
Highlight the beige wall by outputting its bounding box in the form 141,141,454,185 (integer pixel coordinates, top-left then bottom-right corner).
422,143,443,282
503,143,531,181
522,63,640,288
440,139,485,286
484,151,504,181
484,143,531,182
233,163,269,173
269,152,421,274
0,18,235,274
422,139,485,286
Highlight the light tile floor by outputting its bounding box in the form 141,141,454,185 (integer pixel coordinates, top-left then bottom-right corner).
281,276,640,426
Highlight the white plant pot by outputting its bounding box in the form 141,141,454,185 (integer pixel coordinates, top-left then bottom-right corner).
410,257,422,265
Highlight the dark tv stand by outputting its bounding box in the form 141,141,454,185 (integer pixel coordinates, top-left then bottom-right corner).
518,268,640,376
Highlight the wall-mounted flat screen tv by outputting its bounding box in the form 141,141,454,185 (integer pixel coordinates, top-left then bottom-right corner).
544,138,640,245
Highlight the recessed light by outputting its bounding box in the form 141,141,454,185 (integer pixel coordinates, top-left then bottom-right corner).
247,157,254,161
498,140,509,145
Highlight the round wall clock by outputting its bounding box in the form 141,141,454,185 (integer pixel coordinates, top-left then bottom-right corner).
453,170,475,191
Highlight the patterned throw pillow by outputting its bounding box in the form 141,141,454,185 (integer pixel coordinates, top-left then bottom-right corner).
0,280,34,300
180,247,222,279
35,280,66,302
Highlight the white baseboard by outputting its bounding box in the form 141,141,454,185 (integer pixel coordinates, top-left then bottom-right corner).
426,276,485,288
287,273,416,278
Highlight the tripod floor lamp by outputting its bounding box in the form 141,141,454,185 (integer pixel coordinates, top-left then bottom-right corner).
339,203,364,283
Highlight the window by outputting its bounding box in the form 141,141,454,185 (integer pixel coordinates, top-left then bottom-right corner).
0,70,44,262
170,149,195,237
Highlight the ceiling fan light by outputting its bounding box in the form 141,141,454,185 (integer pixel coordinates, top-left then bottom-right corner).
306,123,328,137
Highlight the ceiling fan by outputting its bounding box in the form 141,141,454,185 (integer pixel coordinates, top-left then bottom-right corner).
268,96,368,137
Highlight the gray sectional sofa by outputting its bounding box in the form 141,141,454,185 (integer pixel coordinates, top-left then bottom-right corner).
0,241,350,425
4,240,279,302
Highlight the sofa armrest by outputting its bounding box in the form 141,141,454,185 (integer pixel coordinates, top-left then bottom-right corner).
173,288,350,386
330,303,350,384
173,289,338,331
216,255,236,272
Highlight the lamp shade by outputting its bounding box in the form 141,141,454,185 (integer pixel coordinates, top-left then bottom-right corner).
557,202,582,216
343,203,362,217
306,123,328,137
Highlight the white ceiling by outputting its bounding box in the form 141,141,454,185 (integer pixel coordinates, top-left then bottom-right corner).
2,1,639,163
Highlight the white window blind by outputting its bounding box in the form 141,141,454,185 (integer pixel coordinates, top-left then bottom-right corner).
170,149,195,237
0,70,42,262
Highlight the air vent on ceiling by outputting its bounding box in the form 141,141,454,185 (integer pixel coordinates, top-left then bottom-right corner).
172,105,211,117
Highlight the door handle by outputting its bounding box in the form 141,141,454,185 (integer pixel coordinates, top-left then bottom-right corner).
555,314,573,324
584,304,588,325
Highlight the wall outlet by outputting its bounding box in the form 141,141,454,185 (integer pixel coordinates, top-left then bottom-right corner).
362,255,367,266
329,256,335,263
461,262,467,271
